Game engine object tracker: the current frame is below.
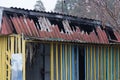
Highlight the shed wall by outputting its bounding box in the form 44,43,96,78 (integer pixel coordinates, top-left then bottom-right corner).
85,45,120,80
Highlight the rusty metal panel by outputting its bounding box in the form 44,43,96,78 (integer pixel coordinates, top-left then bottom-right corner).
1,11,119,44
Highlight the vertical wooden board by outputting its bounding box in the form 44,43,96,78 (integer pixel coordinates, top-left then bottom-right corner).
18,35,21,53
62,45,65,80
67,45,70,80
65,44,67,80
11,36,14,54
90,46,92,80
108,46,110,80
98,46,101,80
5,37,7,80
109,47,111,80
72,45,75,80
50,43,54,80
88,46,90,80
53,44,56,80
114,47,116,80
112,47,114,80
86,46,89,80
76,45,79,80
8,50,11,80
85,46,86,80
70,45,72,80
7,37,10,51
118,47,120,80
92,46,94,80
2,37,5,80
101,47,104,80
106,46,109,80
110,47,112,80
15,36,18,53
22,40,26,80
58,44,61,80
116,47,119,80
56,43,58,80
0,37,2,80
60,44,62,80
1,37,3,80
93,46,96,80
104,47,106,80
110,47,114,80
96,46,99,80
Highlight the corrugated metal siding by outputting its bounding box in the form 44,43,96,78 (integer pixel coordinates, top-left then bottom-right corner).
85,45,120,80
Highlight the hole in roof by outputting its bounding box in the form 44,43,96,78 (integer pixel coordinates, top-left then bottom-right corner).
49,18,65,33
106,28,117,40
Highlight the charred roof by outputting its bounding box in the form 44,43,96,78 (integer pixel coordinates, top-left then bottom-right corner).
0,6,120,44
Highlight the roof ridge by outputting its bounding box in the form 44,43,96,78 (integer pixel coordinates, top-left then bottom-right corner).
10,7,100,22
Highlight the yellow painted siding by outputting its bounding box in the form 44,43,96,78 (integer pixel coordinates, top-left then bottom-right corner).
0,35,25,80
0,35,120,80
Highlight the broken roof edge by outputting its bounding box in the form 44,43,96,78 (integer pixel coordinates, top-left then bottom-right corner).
0,6,102,26
24,36,120,46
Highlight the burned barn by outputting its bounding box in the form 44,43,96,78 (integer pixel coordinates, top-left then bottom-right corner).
0,7,120,80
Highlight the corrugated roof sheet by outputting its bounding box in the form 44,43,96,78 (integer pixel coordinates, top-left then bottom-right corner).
0,7,120,44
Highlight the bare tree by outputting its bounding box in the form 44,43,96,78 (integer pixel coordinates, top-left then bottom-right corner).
87,0,120,30
34,0,45,11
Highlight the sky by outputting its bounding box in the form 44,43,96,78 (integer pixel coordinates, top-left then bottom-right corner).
0,0,57,11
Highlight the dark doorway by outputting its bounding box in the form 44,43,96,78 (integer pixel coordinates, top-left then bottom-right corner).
26,43,50,80
79,47,85,80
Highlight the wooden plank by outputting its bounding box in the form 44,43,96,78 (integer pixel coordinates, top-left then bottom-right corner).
62,44,65,80
0,37,2,80
104,47,106,80
22,40,26,80
86,46,88,80
56,43,58,80
114,47,116,80
90,46,92,80
77,45,79,80
60,44,63,80
18,35,21,53
72,45,75,80
70,45,72,80
50,43,54,80
94,46,96,80
117,47,120,80
65,44,67,80
108,47,110,80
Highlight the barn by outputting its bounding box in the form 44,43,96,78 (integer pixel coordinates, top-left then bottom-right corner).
0,7,119,80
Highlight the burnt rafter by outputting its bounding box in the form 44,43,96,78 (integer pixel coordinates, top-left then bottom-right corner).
3,7,101,26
